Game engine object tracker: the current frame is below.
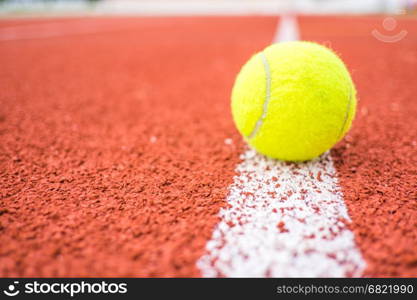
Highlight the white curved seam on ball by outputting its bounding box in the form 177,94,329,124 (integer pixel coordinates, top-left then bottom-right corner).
247,52,271,140
338,87,353,140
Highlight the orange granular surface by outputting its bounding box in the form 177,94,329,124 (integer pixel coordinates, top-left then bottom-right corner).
0,16,275,276
1,15,416,277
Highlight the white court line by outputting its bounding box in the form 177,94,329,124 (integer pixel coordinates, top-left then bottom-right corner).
197,16,365,277
0,0,398,17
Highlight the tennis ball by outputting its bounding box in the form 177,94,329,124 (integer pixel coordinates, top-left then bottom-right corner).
231,41,357,161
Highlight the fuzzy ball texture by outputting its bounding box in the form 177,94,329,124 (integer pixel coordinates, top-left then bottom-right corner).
231,41,357,161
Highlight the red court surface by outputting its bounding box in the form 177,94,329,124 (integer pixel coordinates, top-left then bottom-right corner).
0,15,416,277
299,16,417,276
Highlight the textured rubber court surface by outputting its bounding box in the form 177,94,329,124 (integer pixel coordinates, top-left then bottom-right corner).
0,15,416,277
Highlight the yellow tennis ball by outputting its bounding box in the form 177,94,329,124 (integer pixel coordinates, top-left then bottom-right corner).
231,41,357,161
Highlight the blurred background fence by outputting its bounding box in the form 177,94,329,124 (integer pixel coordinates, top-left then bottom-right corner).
1,0,416,17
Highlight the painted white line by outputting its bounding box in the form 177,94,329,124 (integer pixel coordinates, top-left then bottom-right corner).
197,15,365,277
